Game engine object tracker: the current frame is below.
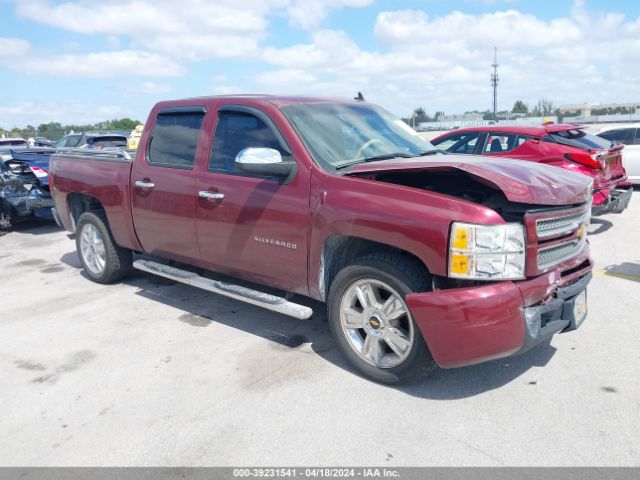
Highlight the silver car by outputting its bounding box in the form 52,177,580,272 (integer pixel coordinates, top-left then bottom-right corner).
596,124,640,185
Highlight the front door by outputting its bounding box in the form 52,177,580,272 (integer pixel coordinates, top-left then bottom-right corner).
195,106,311,294
131,107,207,263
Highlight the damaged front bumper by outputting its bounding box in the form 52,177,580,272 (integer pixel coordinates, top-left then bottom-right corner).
406,253,592,369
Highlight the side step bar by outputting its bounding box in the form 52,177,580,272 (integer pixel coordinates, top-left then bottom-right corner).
133,259,313,320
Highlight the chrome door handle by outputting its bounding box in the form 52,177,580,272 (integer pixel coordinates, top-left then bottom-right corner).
135,180,155,188
198,191,224,200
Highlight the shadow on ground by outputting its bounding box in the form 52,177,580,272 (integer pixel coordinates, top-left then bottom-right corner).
60,249,559,400
3,218,60,236
589,217,613,235
602,262,640,283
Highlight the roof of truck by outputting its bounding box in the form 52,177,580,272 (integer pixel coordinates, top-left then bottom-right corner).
159,94,363,109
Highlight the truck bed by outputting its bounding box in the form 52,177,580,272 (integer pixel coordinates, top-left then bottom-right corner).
49,148,141,251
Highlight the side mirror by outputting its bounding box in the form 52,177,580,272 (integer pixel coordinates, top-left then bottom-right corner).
235,147,296,181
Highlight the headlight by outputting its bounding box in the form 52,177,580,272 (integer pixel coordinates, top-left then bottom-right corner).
448,222,526,280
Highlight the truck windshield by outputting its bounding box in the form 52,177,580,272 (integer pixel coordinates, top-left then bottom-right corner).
280,103,436,170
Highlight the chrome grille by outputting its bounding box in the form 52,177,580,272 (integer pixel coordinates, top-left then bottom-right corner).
536,212,588,238
537,239,584,270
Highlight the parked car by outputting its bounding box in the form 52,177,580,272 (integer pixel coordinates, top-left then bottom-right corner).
50,96,593,384
27,136,54,148
0,147,55,223
596,124,640,185
432,124,633,215
0,137,29,149
55,132,128,149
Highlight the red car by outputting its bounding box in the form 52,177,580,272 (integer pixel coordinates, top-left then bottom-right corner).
432,124,633,215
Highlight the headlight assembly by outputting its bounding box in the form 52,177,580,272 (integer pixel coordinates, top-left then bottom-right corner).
448,222,526,280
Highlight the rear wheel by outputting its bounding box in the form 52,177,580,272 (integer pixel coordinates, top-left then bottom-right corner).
76,211,132,283
327,252,436,384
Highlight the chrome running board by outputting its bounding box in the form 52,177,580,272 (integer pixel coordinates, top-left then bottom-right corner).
133,259,313,320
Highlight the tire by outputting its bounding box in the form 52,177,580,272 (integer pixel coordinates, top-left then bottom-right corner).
327,252,436,384
75,211,132,283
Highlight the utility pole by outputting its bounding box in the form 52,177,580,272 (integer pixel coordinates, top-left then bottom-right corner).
491,46,499,119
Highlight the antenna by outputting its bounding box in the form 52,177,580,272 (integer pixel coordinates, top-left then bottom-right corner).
491,47,499,118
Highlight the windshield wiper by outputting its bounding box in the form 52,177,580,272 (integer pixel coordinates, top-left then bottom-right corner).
334,152,416,170
417,149,446,156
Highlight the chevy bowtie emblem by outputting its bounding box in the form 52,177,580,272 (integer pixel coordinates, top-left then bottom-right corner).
577,224,587,240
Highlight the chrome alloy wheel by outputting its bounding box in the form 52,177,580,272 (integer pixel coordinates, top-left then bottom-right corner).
79,223,106,275
339,279,415,368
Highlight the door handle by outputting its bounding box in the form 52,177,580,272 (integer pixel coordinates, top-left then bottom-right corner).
198,191,224,200
135,180,155,189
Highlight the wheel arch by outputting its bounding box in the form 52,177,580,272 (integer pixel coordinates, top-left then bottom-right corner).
319,235,432,301
67,193,106,231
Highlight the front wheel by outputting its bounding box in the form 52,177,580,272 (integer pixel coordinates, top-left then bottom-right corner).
327,253,436,384
76,211,132,283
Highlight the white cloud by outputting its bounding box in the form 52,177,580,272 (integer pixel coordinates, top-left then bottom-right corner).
0,37,30,57
14,0,373,61
286,0,373,29
17,50,184,77
6,0,640,122
210,75,242,96
373,9,583,49
257,3,640,116
132,81,172,95
0,101,133,130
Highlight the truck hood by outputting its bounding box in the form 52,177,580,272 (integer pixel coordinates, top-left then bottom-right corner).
345,154,593,206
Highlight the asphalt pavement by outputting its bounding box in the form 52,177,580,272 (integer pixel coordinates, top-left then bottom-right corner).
0,192,638,466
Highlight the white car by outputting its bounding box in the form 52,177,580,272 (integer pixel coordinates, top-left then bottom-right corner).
596,124,640,184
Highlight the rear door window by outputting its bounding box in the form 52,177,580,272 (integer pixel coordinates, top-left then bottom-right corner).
148,111,205,168
633,129,640,145
432,132,480,154
483,133,525,153
548,129,611,150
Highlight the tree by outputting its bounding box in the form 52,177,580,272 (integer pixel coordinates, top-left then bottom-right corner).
532,98,555,116
412,107,431,124
37,122,64,133
104,118,140,131
511,100,528,114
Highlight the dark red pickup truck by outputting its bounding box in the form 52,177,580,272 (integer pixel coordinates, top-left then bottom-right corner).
50,95,593,384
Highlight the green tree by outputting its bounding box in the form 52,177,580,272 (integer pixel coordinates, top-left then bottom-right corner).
412,107,431,124
511,100,528,114
104,118,140,131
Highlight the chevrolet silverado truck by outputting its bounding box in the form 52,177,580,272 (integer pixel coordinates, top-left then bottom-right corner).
50,96,593,384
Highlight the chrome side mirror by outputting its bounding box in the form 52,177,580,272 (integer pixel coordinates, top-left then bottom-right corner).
235,147,296,180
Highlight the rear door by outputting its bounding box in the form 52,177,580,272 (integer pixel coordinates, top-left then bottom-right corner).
130,106,207,263
194,105,311,294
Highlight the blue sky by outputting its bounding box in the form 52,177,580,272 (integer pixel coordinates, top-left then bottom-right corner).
1,0,640,129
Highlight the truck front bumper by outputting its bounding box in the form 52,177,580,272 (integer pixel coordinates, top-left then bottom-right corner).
406,260,592,369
